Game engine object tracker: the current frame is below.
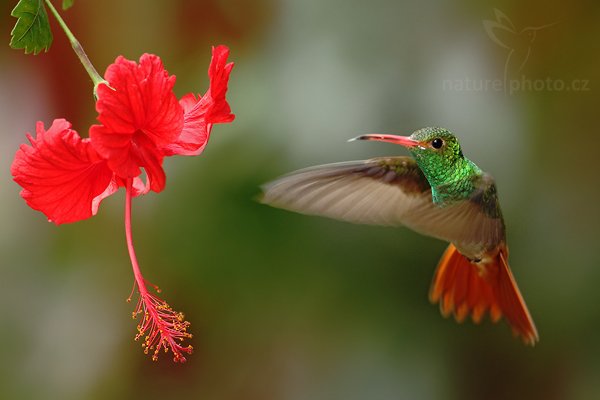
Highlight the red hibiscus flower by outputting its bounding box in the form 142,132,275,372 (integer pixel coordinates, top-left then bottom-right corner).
11,45,235,362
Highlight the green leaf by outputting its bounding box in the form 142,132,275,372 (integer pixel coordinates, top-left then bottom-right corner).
10,0,53,55
62,0,74,10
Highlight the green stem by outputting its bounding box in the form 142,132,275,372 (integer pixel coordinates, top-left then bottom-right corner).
44,0,106,95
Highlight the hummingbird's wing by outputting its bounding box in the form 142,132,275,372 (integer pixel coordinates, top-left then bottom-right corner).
260,157,505,252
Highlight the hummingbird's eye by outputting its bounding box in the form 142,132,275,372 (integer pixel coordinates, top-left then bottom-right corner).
431,138,444,149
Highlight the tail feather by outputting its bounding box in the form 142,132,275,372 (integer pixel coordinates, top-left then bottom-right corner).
430,244,538,345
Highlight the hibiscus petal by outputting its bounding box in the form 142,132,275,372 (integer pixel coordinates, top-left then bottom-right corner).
91,54,183,181
92,177,119,216
11,119,114,225
206,45,235,124
131,176,151,197
95,54,184,145
92,175,149,215
90,124,141,178
161,93,209,156
162,46,235,157
131,132,166,192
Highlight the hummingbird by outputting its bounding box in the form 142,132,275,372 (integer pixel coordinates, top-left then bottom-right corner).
260,127,538,345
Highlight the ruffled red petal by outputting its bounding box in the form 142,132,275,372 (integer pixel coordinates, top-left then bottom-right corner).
91,54,183,186
161,93,209,156
162,45,235,156
90,124,166,192
206,45,235,124
11,119,114,225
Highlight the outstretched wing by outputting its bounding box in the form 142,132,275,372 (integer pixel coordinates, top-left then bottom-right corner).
260,157,505,253
261,157,430,226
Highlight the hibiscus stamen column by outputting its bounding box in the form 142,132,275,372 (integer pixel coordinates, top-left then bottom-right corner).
125,178,193,362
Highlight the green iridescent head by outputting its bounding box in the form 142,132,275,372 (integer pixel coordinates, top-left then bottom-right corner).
351,127,480,190
406,127,466,187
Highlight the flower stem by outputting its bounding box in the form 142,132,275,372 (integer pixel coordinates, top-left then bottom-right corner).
44,0,106,95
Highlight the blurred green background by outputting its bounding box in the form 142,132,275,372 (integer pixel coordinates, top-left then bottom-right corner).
1,0,599,399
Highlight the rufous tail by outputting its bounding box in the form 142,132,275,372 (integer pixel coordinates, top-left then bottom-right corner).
429,243,538,345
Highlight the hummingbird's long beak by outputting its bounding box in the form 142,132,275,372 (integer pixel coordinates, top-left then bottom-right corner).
348,134,419,148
